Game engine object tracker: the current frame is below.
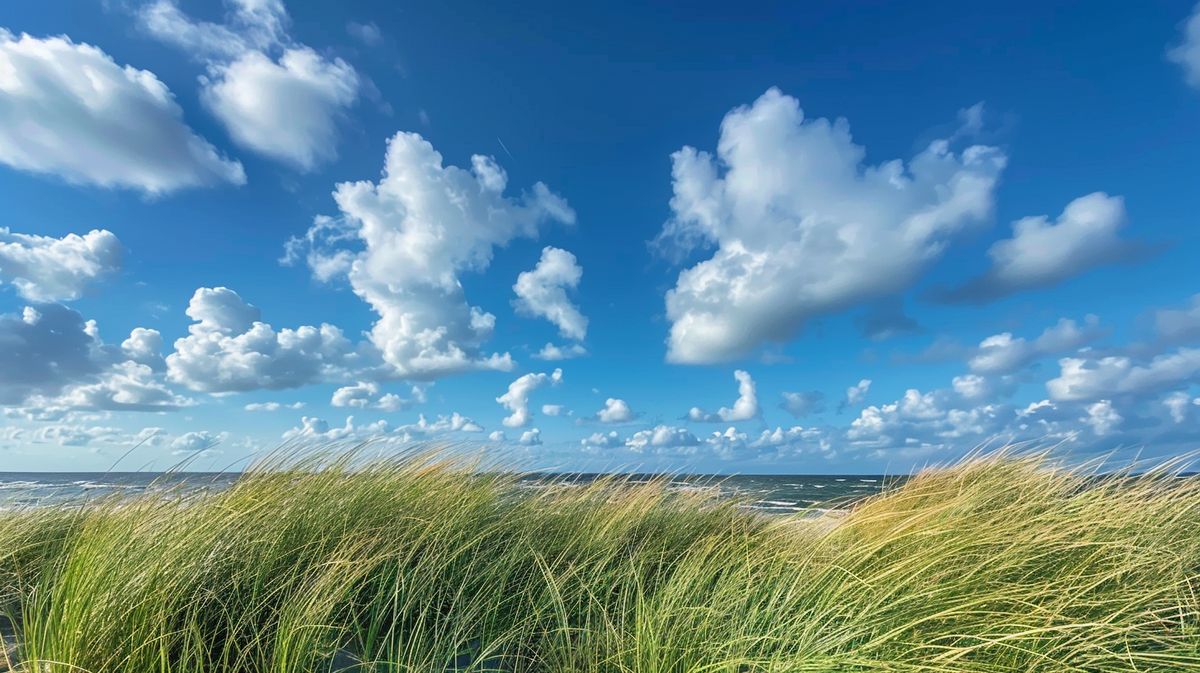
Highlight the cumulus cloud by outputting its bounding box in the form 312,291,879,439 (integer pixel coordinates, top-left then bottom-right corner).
287,132,575,379
541,404,565,417
488,430,506,442
518,428,542,446
281,415,386,442
137,0,359,170
32,360,191,413
596,398,635,423
657,88,1005,363
968,316,1104,375
939,193,1144,302
166,287,361,393
170,430,225,454
534,343,587,361
201,48,359,170
1170,3,1200,88
0,304,108,404
282,410,482,444
496,368,562,427
1083,400,1122,437
580,430,622,451
0,228,121,302
513,246,587,341
687,370,759,422
121,328,166,370
1046,348,1200,402
0,30,244,193
779,390,824,418
0,303,190,417
626,425,699,453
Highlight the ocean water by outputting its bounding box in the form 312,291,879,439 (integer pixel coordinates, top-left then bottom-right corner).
0,472,898,513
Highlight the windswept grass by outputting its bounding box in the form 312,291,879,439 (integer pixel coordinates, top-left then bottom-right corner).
1,449,1198,672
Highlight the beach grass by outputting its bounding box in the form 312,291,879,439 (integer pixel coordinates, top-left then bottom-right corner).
1,449,1198,672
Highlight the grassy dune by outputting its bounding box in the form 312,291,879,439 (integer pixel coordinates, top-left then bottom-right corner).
1,450,1198,672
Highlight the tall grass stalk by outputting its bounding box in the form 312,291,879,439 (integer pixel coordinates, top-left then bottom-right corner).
0,448,1197,672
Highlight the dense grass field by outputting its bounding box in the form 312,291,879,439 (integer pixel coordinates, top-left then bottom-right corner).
1,450,1198,672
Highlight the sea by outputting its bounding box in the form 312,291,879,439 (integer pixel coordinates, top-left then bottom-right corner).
0,472,900,514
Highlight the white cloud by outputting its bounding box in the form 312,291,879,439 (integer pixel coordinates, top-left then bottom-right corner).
942,193,1139,302
0,30,244,193
170,430,225,454
951,374,991,401
1083,400,1122,437
0,306,105,397
534,342,587,360
288,132,574,379
1170,3,1200,88
779,390,824,418
687,370,759,422
580,430,622,451
518,428,542,446
1047,348,1200,402
541,404,565,417
625,425,699,453
513,246,587,341
282,415,389,442
0,228,121,302
658,88,1005,363
488,430,506,442
1163,392,1197,424
330,381,378,408
166,287,361,392
244,401,304,412
137,0,286,59
844,379,872,408
121,328,166,369
968,317,1104,374
496,368,562,427
596,397,635,423
31,360,191,413
138,0,359,171
201,48,359,171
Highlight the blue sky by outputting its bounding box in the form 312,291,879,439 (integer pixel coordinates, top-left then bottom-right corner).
2,1,1200,472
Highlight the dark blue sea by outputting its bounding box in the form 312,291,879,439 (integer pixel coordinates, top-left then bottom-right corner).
0,472,899,513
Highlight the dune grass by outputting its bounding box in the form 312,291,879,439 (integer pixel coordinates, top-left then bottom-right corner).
0,449,1198,672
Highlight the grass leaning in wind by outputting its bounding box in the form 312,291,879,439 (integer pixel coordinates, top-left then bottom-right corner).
0,447,1197,672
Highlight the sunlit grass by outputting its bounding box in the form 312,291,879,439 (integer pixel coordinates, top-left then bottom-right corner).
1,448,1197,672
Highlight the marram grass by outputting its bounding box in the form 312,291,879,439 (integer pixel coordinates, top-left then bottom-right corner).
1,449,1198,672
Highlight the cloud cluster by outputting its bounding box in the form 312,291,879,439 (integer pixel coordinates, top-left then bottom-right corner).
0,228,121,302
137,0,359,170
287,132,574,379
0,304,188,414
166,287,361,392
658,89,1005,363
968,317,1104,374
0,30,244,193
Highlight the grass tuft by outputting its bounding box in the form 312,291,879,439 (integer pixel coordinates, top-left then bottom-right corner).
0,448,1197,672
